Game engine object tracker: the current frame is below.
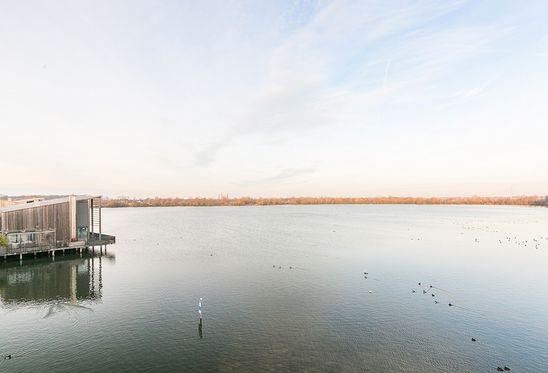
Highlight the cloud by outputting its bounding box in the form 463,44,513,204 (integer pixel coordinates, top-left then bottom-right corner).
192,140,226,167
234,167,317,187
262,167,317,182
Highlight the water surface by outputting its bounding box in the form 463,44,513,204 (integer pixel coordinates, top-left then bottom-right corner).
1,205,547,372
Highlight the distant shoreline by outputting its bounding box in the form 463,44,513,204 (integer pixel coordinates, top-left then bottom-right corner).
100,196,548,208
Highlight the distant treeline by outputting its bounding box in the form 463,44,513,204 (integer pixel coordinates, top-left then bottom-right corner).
101,196,548,208
533,196,548,206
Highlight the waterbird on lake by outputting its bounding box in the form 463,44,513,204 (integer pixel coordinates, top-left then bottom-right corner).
4,355,12,360
471,338,477,342
412,290,416,293
431,285,451,293
497,367,504,372
504,367,511,371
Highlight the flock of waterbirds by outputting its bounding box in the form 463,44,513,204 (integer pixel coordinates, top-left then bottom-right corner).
362,269,515,372
271,261,511,369
267,219,544,371
459,219,547,251
497,234,546,250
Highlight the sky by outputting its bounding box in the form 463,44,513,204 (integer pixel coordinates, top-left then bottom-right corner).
1,0,547,198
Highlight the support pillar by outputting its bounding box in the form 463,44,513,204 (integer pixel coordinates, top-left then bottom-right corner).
99,197,102,242
69,195,77,241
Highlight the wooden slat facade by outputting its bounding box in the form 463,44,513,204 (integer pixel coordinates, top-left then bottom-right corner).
1,202,71,247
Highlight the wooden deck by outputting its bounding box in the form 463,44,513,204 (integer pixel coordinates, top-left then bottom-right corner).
1,234,115,261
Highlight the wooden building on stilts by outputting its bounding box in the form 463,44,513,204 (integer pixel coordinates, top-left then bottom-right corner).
0,195,115,261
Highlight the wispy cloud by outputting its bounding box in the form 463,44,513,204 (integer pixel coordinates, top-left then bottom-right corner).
236,167,317,186
262,167,317,182
190,0,508,167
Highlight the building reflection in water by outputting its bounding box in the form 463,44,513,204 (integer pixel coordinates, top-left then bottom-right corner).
0,252,115,307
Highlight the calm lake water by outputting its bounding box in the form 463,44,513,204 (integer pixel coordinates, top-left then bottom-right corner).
1,205,548,372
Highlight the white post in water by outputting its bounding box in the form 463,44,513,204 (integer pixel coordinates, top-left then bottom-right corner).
198,298,204,339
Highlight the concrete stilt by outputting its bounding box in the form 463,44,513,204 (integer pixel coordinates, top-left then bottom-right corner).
19,253,22,261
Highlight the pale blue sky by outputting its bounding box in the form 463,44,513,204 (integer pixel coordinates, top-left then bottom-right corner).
1,0,547,197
